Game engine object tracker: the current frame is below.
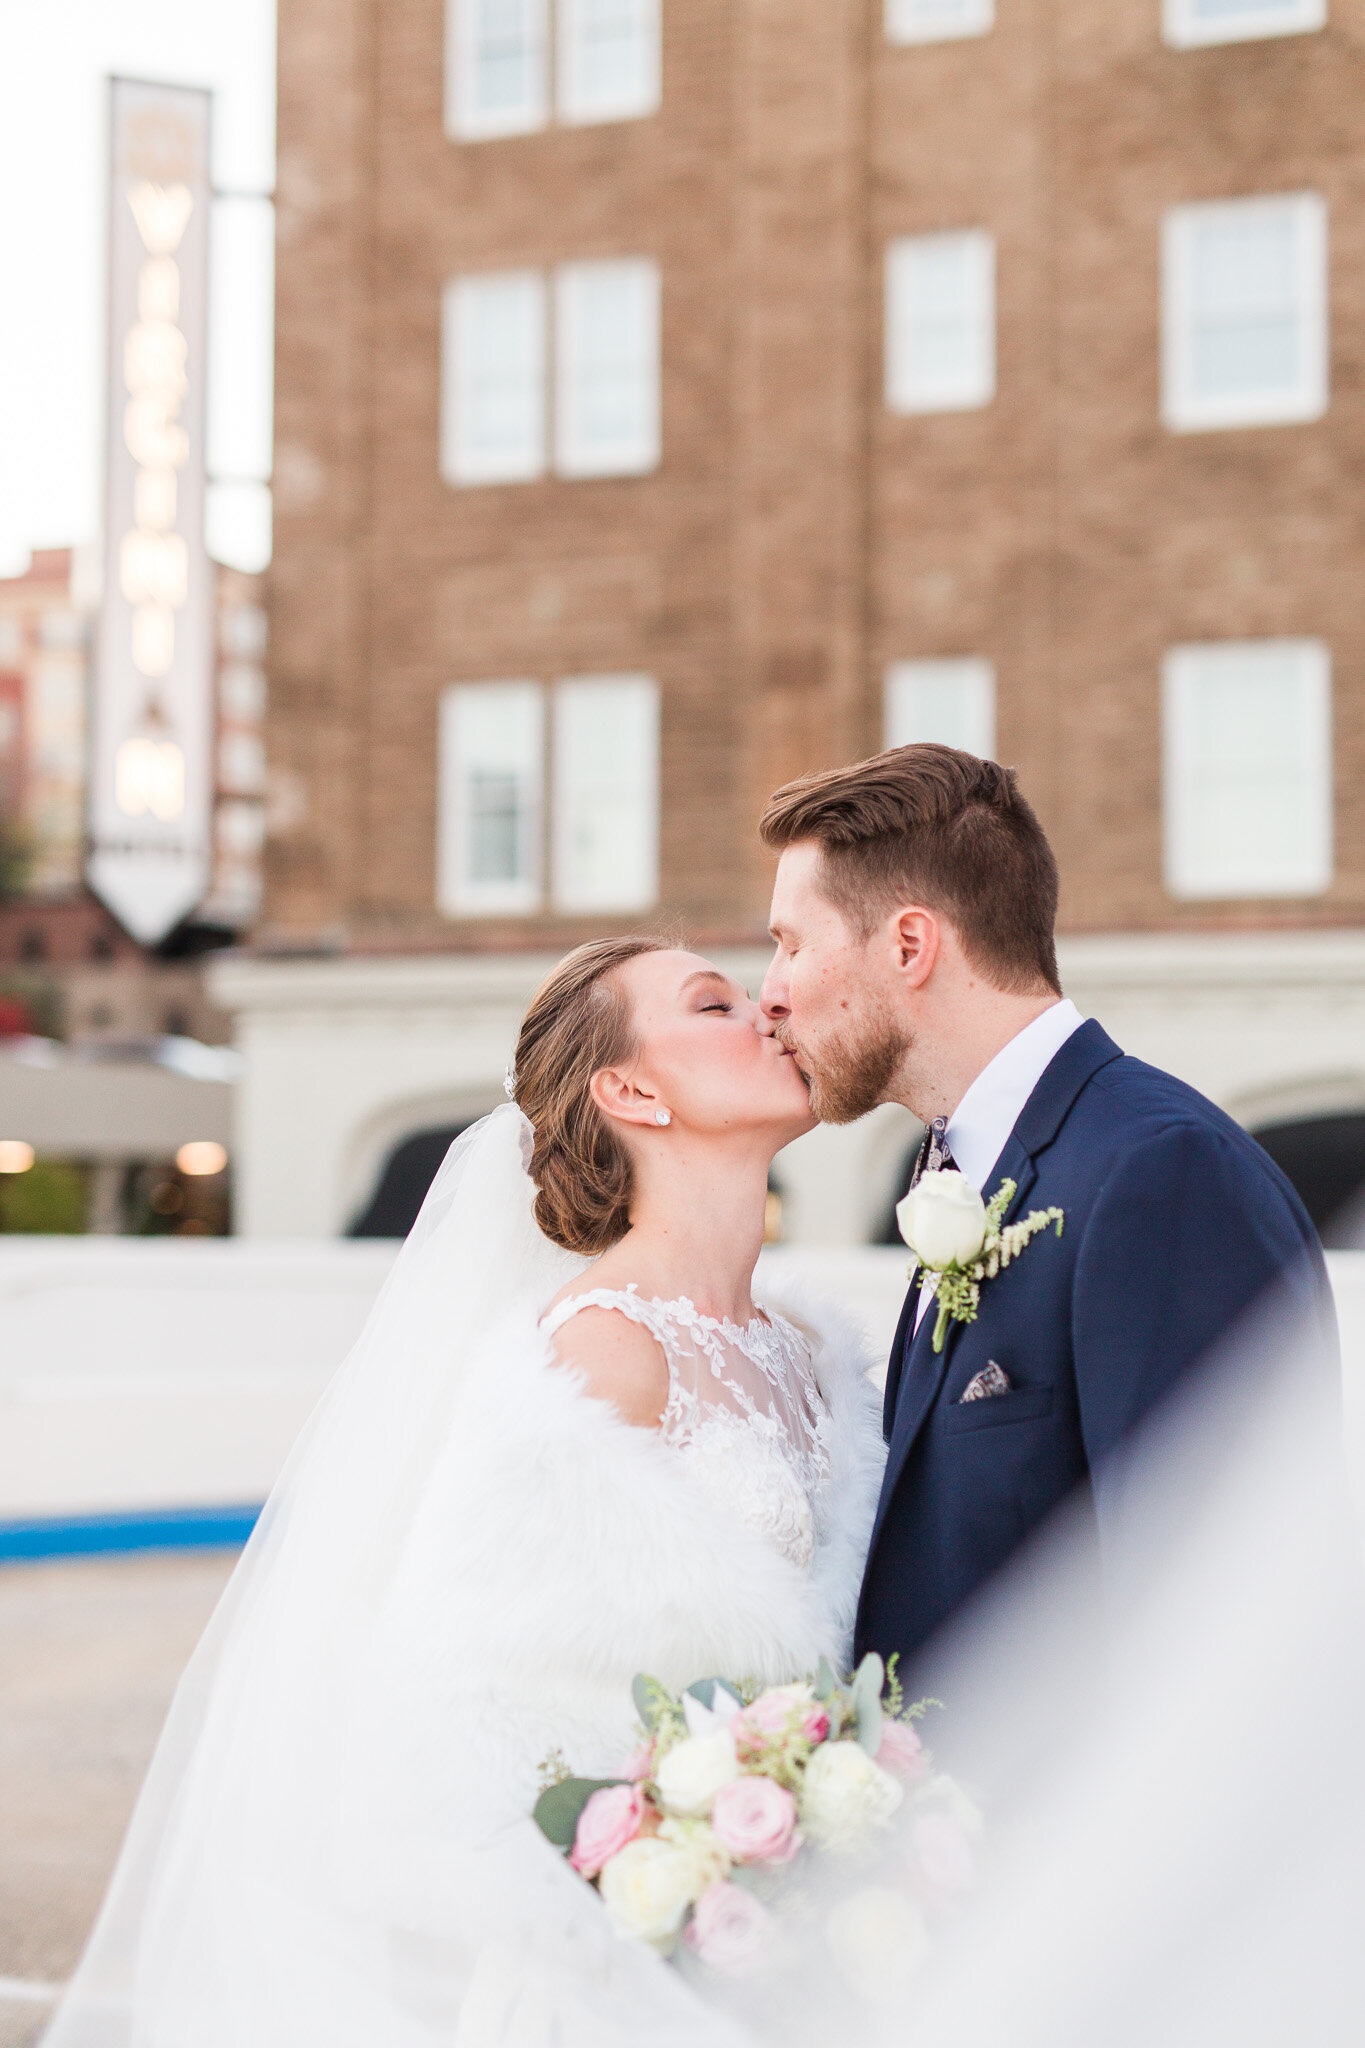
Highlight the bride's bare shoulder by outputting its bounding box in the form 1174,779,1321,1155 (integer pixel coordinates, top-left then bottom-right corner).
541,1294,670,1432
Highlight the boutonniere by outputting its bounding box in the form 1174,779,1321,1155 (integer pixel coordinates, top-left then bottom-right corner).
896,1168,1064,1354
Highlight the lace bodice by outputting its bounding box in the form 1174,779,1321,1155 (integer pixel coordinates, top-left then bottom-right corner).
540,1287,835,1569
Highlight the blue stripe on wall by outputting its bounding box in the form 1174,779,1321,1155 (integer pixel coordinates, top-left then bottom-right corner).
0,1504,262,1562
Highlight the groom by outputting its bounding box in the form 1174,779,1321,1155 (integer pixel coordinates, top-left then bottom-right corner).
757,744,1336,1673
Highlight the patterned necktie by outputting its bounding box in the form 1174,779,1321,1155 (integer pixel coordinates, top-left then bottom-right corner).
909,1115,956,1188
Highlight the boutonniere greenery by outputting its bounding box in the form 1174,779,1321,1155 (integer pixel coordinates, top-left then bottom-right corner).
896,1168,1064,1354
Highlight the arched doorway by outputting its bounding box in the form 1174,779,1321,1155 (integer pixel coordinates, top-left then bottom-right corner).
347,1124,473,1238
1251,1114,1365,1249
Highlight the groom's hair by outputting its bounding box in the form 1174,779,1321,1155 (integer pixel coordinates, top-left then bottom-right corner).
760,744,1061,996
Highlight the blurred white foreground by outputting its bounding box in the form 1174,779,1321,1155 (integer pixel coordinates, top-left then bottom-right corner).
717,1304,1365,2048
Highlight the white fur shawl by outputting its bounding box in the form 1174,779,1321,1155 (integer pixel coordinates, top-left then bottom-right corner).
373,1281,886,1800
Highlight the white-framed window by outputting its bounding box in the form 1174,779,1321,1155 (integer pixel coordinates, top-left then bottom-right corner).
441,271,547,485
1162,639,1332,899
885,231,995,414
1163,0,1326,49
446,0,549,139
884,658,996,758
1161,194,1328,432
552,674,660,910
554,258,661,476
886,0,994,43
557,0,660,123
438,676,661,916
437,682,545,915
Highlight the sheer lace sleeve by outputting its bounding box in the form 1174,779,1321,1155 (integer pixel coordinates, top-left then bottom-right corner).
541,1287,834,1568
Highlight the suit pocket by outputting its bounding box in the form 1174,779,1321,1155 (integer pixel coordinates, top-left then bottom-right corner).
942,1385,1055,1435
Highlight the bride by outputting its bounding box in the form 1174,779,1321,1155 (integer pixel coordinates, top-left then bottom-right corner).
46,936,884,2048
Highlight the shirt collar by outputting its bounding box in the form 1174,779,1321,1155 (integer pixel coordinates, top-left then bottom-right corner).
944,998,1085,1194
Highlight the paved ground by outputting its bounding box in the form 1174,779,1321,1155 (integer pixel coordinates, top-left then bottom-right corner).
0,1551,236,2047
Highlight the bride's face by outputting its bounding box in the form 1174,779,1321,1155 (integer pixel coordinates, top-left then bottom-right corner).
600,949,816,1145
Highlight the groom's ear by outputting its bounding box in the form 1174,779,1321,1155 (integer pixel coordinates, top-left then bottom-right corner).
589,1067,658,1128
892,907,940,988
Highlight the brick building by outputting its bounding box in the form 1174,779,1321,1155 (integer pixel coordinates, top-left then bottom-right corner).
0,549,267,1044
217,0,1365,1242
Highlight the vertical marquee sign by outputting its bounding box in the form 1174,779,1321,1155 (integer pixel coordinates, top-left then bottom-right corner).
88,80,214,944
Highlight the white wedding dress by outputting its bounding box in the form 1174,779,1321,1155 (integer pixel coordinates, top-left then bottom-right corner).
45,1107,884,2048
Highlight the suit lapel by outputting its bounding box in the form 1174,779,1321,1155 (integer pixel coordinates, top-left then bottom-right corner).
880,1283,919,1437
867,1020,1125,1563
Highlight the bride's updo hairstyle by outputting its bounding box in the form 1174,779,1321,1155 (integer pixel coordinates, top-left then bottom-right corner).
513,935,670,1256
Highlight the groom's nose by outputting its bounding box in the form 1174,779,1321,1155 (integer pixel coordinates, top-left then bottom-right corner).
758,958,789,1025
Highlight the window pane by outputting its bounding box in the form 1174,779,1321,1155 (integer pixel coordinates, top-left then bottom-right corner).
552,675,659,911
441,272,546,485
558,0,660,123
885,232,995,414
886,0,994,42
447,0,548,139
1164,0,1325,48
1189,212,1299,398
554,259,661,476
884,659,995,758
438,683,544,915
1162,195,1327,430
1163,641,1332,898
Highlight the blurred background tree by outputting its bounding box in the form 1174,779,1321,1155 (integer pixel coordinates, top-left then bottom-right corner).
0,808,33,900
0,1158,88,1232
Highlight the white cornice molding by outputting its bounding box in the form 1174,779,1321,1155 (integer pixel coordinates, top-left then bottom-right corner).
1059,929,1365,994
208,946,777,1017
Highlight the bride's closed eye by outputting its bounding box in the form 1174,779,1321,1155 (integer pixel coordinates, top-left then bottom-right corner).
699,1000,733,1015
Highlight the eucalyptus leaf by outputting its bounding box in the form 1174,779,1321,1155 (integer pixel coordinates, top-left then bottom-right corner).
532,1776,624,1851
813,1657,840,1703
685,1676,744,1713
633,1673,665,1731
853,1651,885,1696
852,1652,885,1758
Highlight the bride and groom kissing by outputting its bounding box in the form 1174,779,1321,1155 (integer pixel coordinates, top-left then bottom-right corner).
49,744,1334,2046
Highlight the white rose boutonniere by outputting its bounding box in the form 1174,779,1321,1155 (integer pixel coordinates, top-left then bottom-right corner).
896,1168,1064,1353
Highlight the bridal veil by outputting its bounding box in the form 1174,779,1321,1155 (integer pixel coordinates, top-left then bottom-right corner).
43,1106,740,2048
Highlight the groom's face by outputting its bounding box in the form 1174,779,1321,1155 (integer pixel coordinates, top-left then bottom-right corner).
760,843,911,1125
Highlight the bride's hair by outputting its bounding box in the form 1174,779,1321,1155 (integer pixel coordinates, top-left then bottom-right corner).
513,935,670,1255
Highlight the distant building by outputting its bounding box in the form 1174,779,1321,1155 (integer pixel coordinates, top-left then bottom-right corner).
0,549,266,1233
217,0,1365,1243
0,548,268,1034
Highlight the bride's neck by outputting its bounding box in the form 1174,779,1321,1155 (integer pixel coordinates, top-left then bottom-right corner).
594,1138,773,1327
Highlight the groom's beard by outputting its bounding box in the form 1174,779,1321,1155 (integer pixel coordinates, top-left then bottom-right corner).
776,1010,910,1125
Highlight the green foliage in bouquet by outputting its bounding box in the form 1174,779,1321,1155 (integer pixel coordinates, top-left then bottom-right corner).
531,1654,973,1982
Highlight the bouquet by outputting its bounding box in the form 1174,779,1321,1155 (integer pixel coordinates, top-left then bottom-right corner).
533,1654,979,1982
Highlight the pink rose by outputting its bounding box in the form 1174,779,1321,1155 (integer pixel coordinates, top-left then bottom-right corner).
570,1784,645,1878
710,1775,799,1865
876,1719,928,1783
735,1685,829,1754
686,1881,772,1976
910,1812,974,1894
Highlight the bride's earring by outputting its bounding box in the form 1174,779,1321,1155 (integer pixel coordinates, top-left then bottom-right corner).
654,1108,672,1126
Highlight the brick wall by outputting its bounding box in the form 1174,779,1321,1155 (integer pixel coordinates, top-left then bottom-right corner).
268,0,1365,952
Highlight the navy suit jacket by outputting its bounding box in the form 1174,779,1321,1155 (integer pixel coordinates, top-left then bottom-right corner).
854,1021,1335,1673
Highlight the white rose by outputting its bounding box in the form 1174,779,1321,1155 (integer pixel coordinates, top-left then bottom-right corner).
799,1739,904,1853
654,1731,740,1817
658,1816,731,1898
825,1886,930,2001
598,1836,695,1946
896,1169,988,1270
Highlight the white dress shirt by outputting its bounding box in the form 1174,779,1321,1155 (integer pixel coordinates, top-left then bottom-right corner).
913,998,1085,1330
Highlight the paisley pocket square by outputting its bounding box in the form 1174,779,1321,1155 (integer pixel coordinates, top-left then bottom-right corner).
958,1362,1013,1403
